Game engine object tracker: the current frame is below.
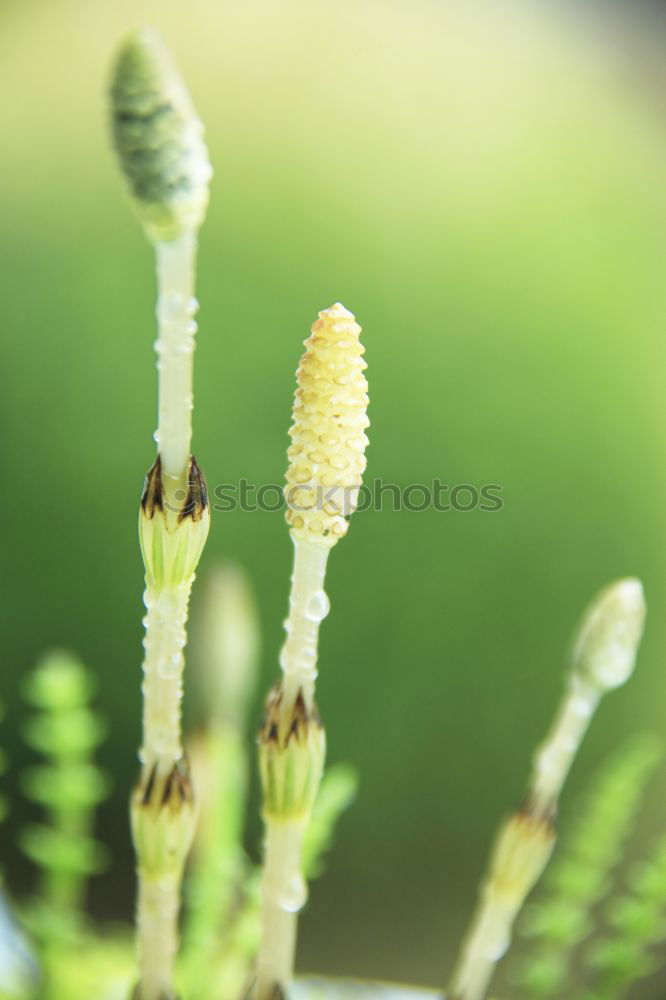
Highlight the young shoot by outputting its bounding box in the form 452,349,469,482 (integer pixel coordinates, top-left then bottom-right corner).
448,578,646,1000
109,27,212,1000
256,304,369,1000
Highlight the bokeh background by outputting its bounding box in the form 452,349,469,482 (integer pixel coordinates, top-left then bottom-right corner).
3,0,666,992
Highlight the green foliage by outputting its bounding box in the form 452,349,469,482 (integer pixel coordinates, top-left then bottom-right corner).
1,660,661,1000
180,725,252,1000
180,760,358,1000
579,834,666,998
0,640,663,1000
512,733,661,998
20,652,109,912
17,652,111,998
0,584,357,999
0,650,663,1000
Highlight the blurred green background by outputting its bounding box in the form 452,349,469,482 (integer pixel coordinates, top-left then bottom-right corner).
3,0,666,991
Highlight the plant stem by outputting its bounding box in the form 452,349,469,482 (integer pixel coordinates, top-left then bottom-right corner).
280,538,330,715
110,29,212,1000
141,573,195,774
131,224,208,1000
257,819,308,999
255,687,325,1000
448,811,555,1000
182,565,260,998
254,540,329,1000
154,232,198,485
133,233,207,1000
528,677,599,820
132,753,197,1000
136,873,181,999
256,304,368,998
182,726,248,998
448,579,646,1000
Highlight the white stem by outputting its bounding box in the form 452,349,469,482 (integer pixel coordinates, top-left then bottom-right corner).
280,538,330,711
528,676,600,816
134,229,202,1000
450,894,520,1000
141,581,193,773
155,232,198,481
136,873,180,1000
255,538,329,996
450,678,601,1000
256,819,308,999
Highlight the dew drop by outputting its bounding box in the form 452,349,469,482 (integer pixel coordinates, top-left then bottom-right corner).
305,590,330,623
570,696,593,719
279,646,293,674
279,873,307,913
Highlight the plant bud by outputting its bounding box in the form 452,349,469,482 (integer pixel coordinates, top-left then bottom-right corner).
131,759,196,878
139,455,209,589
109,28,212,242
259,687,325,822
485,809,555,906
570,578,646,692
285,303,369,546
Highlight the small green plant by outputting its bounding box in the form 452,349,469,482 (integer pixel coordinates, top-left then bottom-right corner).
512,733,661,998
0,571,357,1000
15,652,110,998
584,833,666,997
20,653,109,917
448,579,647,1000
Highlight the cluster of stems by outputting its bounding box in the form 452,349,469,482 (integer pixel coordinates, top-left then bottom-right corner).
106,27,643,1000
109,31,372,1000
256,303,369,999
109,28,212,1000
448,578,646,1000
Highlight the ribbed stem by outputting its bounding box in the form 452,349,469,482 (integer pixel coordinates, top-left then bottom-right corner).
449,659,622,1000
450,896,521,1000
279,538,330,714
140,229,201,772
448,811,555,1000
141,581,193,773
528,677,599,818
255,303,369,999
136,874,181,1000
155,232,198,483
256,538,329,997
111,31,212,1000
135,585,196,1000
256,819,308,999
134,232,205,1000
